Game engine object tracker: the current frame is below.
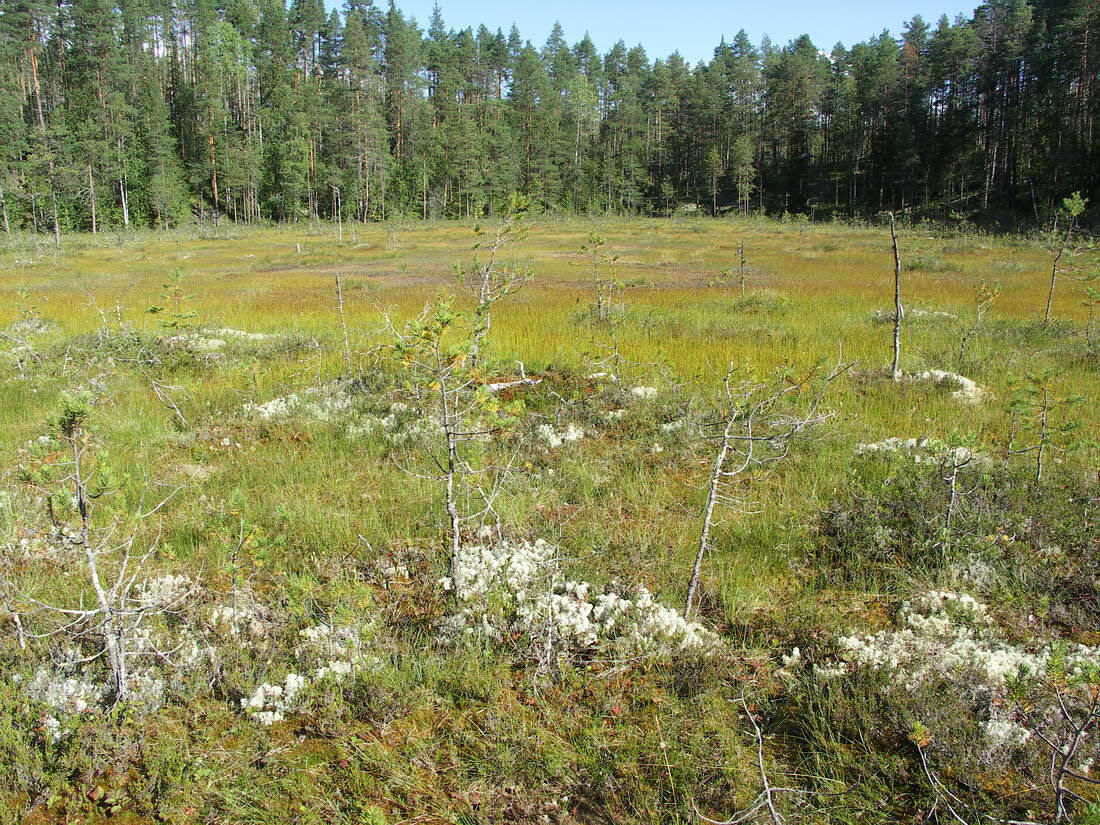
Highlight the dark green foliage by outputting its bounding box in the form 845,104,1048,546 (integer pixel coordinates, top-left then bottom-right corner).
815,452,1100,630
2,0,1099,231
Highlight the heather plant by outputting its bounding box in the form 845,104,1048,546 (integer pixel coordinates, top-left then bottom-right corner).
814,445,1099,601
784,590,1100,823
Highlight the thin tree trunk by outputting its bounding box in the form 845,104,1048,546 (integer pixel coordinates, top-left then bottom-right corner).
207,132,219,227
120,178,130,227
1045,248,1063,324
335,271,351,373
685,434,731,619
1045,217,1073,324
0,185,9,235
30,50,60,249
89,166,97,234
1035,388,1048,484
70,432,128,702
890,212,903,380
439,372,463,596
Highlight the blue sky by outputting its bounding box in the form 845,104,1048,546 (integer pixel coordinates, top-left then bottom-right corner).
379,0,980,64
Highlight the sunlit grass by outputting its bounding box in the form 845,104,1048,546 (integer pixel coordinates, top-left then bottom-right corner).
1,216,1096,822
3,219,1096,591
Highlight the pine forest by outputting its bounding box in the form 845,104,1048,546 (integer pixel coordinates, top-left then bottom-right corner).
1,0,1099,234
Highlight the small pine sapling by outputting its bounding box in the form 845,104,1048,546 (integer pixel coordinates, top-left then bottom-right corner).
1006,370,1083,483
1043,192,1087,324
579,232,622,323
957,280,999,366
146,268,196,329
713,242,749,297
20,395,188,705
387,302,524,595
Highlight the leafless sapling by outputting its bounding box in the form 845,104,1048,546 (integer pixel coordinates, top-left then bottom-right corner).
916,663,1100,825
1021,667,1100,823
936,445,983,556
684,360,849,618
455,194,532,368
335,269,352,373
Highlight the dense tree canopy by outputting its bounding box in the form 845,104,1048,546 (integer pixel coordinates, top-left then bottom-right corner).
0,0,1096,232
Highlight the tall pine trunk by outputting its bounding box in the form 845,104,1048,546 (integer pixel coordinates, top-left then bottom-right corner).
30,50,61,249
89,167,97,234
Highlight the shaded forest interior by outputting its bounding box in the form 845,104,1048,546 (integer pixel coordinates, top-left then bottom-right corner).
1,0,1097,233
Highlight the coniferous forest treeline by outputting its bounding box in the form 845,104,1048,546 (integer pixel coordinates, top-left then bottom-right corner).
1,0,1098,235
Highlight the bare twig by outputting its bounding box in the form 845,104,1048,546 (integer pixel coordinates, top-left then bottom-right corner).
695,694,812,825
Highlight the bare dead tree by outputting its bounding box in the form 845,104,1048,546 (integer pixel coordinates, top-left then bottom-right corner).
149,376,188,429
684,360,850,618
1,586,26,649
331,184,342,242
939,448,980,544
1024,682,1100,823
739,241,748,299
914,668,1100,825
335,270,352,373
889,212,903,380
